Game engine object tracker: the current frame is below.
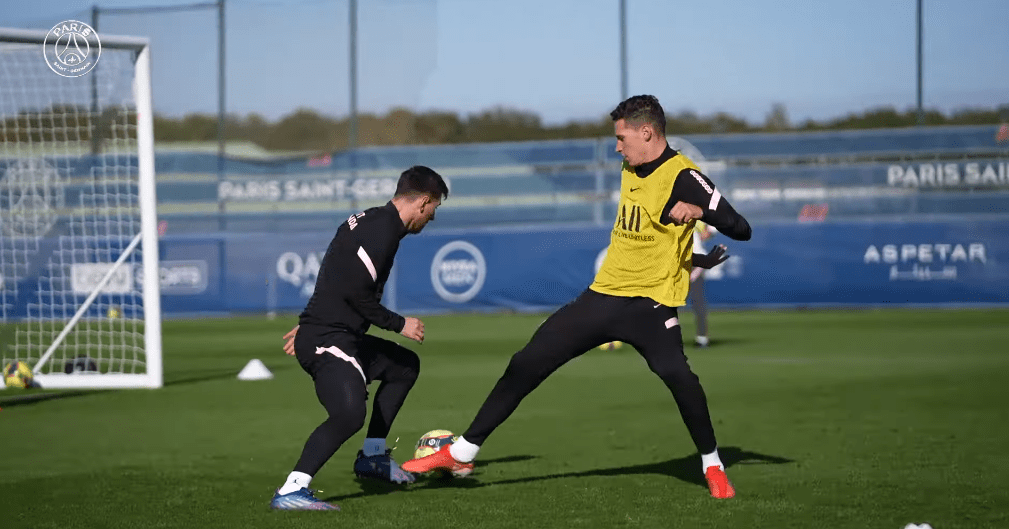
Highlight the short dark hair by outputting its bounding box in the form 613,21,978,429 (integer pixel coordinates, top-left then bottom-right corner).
395,165,449,201
610,95,666,136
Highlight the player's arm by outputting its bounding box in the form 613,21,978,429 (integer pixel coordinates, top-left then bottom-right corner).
344,223,407,333
662,168,752,241
345,256,406,333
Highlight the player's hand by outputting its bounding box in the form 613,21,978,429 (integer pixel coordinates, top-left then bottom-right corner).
282,325,299,356
668,202,704,225
693,244,729,269
400,317,425,343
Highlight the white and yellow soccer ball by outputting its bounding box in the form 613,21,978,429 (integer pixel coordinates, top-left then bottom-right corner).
414,429,458,459
3,361,34,389
599,341,623,351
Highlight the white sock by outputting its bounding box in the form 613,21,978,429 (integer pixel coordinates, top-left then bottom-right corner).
701,449,724,472
696,336,709,346
278,471,312,495
362,437,387,456
448,436,480,463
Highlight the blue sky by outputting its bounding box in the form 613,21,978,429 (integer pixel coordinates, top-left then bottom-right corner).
4,0,1007,124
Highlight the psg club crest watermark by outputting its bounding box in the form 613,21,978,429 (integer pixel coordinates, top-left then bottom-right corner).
43,20,101,78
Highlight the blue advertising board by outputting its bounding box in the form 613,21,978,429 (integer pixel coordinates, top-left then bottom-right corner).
4,220,1006,322
153,219,1008,317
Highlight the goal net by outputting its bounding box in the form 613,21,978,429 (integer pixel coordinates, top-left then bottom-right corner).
0,27,162,389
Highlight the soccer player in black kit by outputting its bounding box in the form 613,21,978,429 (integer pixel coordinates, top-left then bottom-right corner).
403,95,750,499
270,166,448,511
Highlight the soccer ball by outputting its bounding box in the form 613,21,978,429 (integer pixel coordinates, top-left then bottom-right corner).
414,429,458,460
599,341,623,351
3,361,34,389
413,429,459,478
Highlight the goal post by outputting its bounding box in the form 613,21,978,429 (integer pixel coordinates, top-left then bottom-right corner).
0,27,162,389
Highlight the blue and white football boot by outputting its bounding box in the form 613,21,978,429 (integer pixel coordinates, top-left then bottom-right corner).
353,449,416,484
270,487,340,510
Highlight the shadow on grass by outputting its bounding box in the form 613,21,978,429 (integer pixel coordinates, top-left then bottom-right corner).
0,389,109,408
322,455,539,502
0,364,297,407
483,446,793,489
322,448,791,503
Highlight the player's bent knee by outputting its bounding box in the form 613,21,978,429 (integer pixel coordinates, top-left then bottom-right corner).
322,397,368,434
402,349,421,378
388,349,420,383
339,408,367,434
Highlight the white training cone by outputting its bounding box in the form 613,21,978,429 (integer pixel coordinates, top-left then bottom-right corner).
237,359,274,381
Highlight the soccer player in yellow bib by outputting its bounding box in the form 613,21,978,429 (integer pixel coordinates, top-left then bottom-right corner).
403,95,752,499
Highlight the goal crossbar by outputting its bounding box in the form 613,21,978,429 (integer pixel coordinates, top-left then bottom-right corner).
0,27,149,50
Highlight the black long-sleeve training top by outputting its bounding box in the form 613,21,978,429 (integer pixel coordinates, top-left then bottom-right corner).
299,201,407,335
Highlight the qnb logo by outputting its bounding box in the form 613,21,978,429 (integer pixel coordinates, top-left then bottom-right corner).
43,20,101,78
277,251,323,297
430,240,486,303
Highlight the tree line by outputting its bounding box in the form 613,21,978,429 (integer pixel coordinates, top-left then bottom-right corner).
154,103,1008,152
3,103,1005,152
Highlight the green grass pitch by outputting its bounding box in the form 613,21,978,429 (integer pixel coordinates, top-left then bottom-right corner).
2,309,1007,528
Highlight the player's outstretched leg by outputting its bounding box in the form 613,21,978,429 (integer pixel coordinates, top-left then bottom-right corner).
404,290,612,476
401,443,475,477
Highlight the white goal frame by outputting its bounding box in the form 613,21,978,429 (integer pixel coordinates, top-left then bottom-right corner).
0,27,162,389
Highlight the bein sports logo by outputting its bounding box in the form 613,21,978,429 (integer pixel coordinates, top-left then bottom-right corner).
44,20,101,78
134,261,209,295
68,261,209,295
431,241,486,303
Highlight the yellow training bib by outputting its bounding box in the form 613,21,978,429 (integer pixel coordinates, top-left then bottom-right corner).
590,155,698,307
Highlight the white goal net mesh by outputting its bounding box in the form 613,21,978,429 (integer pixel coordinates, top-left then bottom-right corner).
0,36,153,380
